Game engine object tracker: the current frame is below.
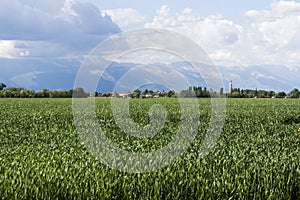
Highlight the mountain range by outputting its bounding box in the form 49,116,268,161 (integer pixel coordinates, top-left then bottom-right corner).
217,65,300,92
2,58,300,93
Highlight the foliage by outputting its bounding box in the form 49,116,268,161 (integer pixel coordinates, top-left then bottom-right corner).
72,88,89,98
0,85,300,99
0,87,88,98
167,90,176,98
276,91,287,98
0,98,299,199
179,86,210,98
288,88,300,98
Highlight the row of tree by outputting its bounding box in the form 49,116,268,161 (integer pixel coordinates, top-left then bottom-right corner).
179,86,300,98
95,87,300,99
0,82,300,98
0,87,88,98
227,88,298,98
179,86,211,98
184,87,300,98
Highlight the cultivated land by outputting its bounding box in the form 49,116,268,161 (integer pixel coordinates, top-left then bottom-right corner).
0,98,299,199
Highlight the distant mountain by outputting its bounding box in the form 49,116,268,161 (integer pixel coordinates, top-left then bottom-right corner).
97,62,300,93
2,57,300,93
217,65,300,92
1,58,80,91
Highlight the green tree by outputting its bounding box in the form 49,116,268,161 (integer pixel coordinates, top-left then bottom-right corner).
257,90,268,98
276,91,286,98
133,89,141,98
72,88,89,98
198,87,203,97
37,89,50,98
231,91,240,98
203,87,209,98
288,88,300,98
167,90,176,98
267,90,276,97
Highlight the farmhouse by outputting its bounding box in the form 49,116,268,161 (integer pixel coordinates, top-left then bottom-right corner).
118,92,132,98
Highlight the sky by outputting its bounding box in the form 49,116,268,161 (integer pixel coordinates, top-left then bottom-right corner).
0,0,300,90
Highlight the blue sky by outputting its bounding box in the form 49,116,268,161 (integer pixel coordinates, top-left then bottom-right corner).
0,0,300,91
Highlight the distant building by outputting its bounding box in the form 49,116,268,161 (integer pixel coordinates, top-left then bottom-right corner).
118,92,132,98
145,94,153,98
139,94,153,98
108,92,117,97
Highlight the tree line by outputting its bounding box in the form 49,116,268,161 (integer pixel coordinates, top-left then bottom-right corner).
179,86,300,98
0,82,300,98
0,85,88,98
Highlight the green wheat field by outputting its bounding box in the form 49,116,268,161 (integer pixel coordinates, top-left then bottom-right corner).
0,98,299,199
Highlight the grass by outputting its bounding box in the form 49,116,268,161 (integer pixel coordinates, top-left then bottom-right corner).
0,98,299,199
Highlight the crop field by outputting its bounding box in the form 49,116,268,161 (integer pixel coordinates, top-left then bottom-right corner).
0,98,299,199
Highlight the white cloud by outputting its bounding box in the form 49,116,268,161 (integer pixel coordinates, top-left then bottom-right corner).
102,8,146,28
146,10,243,50
0,0,120,57
145,5,176,28
0,0,121,89
270,0,300,16
145,2,300,67
244,1,300,66
56,0,79,23
245,10,272,21
245,1,300,45
20,51,30,57
0,41,15,58
145,5,243,66
209,50,240,66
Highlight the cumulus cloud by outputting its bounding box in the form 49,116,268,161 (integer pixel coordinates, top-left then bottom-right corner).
0,0,120,58
102,8,146,28
146,2,300,67
244,1,300,66
0,0,120,41
0,0,121,89
145,5,243,66
246,1,300,44
0,41,15,58
146,5,243,48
